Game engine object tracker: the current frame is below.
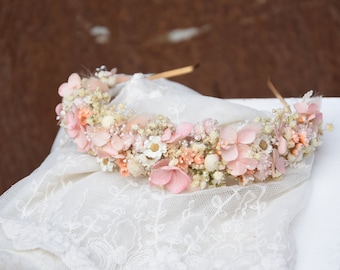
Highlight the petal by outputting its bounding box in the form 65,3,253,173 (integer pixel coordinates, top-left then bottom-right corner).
294,102,308,114
308,103,319,114
276,158,286,173
242,158,258,170
67,128,79,138
100,142,118,158
220,125,237,143
65,112,79,131
110,68,117,75
314,112,323,125
153,159,170,170
237,144,251,157
111,135,124,151
175,122,193,138
221,144,238,162
165,169,191,194
74,132,89,151
55,103,62,115
68,73,81,88
150,167,172,186
58,73,81,96
121,133,134,150
278,136,287,155
165,134,180,143
165,123,193,143
237,124,259,144
92,130,110,147
58,82,70,97
161,128,172,141
227,160,247,176
273,149,286,173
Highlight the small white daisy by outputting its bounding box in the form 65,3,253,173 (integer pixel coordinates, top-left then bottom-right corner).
143,136,167,160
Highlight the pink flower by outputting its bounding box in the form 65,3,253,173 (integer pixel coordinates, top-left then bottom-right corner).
58,73,81,97
254,153,272,181
150,159,191,194
220,123,259,162
91,129,111,147
294,101,323,126
162,122,193,143
64,110,90,151
65,110,81,137
226,144,258,176
294,102,318,115
86,127,126,158
74,128,90,152
274,123,287,155
120,133,135,150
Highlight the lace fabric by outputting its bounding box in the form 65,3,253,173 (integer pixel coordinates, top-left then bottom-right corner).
0,75,314,269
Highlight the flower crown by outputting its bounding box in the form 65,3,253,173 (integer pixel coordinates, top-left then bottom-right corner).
56,66,325,194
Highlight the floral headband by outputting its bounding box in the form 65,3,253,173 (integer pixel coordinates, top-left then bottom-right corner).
56,66,327,194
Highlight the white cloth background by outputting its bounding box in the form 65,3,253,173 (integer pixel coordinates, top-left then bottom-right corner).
0,75,339,270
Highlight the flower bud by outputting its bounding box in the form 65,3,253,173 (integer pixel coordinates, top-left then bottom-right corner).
204,154,219,172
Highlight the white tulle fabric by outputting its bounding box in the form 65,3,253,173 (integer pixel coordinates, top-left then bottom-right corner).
0,75,314,270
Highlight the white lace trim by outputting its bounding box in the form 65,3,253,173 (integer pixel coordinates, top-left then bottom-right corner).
0,149,311,269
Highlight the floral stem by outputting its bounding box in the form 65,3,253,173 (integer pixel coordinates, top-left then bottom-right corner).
267,78,291,113
148,63,200,80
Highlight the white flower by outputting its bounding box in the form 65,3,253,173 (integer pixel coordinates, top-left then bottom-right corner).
101,115,114,129
96,157,114,172
200,180,207,189
212,171,224,184
213,171,224,180
191,142,206,153
254,135,273,155
136,154,149,167
204,154,220,172
127,159,145,177
143,136,167,160
191,174,202,187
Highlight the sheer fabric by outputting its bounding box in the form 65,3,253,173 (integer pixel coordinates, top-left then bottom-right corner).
0,75,314,269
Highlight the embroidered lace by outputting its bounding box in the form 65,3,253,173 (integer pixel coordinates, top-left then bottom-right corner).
0,75,314,269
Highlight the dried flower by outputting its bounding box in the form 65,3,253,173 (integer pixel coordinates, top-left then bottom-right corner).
57,68,327,193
